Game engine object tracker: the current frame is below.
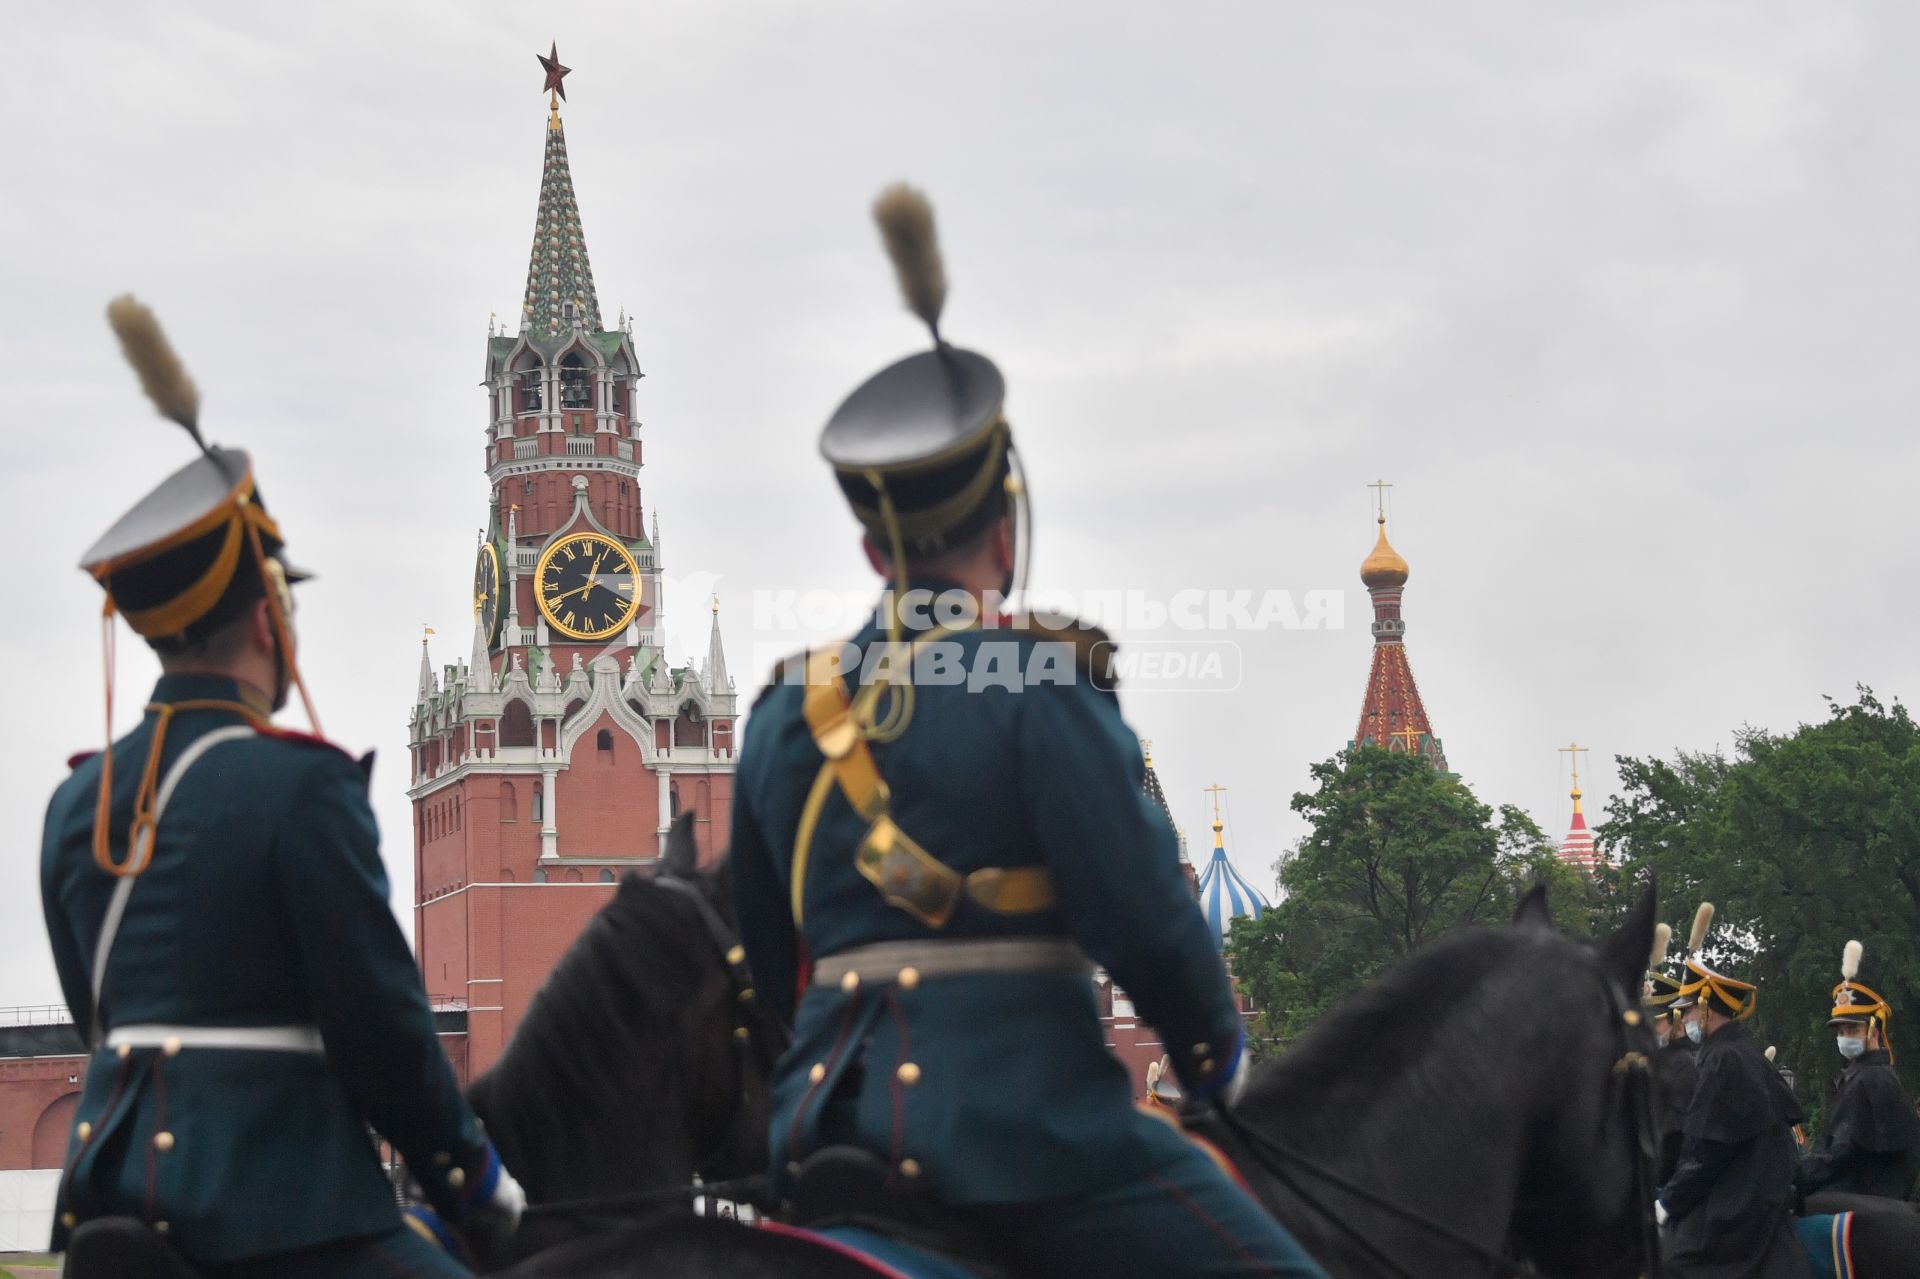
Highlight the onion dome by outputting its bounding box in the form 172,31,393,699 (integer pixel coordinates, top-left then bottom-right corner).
1198,818,1269,952
1360,516,1409,589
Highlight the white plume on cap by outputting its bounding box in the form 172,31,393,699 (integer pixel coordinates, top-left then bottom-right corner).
1649,922,1673,971
1765,1045,1777,1062
1688,902,1715,953
1842,939,1863,982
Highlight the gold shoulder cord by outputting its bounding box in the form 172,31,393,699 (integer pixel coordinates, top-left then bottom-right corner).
790,626,1055,929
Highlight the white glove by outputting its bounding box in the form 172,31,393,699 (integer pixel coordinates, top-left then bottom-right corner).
1654,1200,1669,1227
479,1162,526,1236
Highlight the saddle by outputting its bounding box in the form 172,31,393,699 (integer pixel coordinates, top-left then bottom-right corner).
66,1218,204,1279
790,1146,1019,1279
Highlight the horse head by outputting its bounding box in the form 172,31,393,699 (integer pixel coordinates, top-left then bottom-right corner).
463,815,780,1268
1504,882,1663,1279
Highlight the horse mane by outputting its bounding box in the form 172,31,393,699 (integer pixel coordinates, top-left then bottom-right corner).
469,869,728,1198
1245,925,1578,1123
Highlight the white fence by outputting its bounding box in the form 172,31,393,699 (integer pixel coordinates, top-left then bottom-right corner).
0,1169,59,1251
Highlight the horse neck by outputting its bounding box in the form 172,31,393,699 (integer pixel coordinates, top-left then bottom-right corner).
1234,965,1546,1270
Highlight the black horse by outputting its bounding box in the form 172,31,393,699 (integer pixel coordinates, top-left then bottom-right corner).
465,818,1660,1277
466,827,1919,1278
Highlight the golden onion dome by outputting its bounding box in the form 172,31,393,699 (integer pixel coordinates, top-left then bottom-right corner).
1360,516,1409,588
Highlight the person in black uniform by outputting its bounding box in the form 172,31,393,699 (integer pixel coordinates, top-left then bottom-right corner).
1648,965,1701,1186
729,186,1326,1278
1661,948,1810,1279
1797,941,1918,1201
40,298,522,1277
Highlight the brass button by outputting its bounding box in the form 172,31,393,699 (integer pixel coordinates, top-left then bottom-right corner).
737,988,756,1003
162,1036,183,1058
897,967,920,990
897,1062,922,1087
840,971,860,994
733,1026,751,1044
76,1122,91,1142
898,1157,921,1179
1198,1058,1215,1075
154,1221,170,1235
60,1212,77,1229
1623,1009,1642,1027
1191,1042,1209,1057
434,1151,452,1166
153,1131,175,1152
726,945,746,965
808,1062,827,1084
787,1161,803,1177
448,1167,466,1189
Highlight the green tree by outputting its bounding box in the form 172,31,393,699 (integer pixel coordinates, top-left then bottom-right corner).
1596,689,1920,1123
1228,747,1594,1049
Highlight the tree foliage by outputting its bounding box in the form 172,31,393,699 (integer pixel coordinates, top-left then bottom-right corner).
1228,747,1595,1048
1595,688,1920,1118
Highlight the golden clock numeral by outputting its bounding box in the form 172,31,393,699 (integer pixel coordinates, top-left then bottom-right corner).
564,612,578,629
616,582,633,593
562,543,576,560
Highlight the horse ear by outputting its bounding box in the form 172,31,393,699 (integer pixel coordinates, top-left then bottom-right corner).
1512,883,1554,933
661,811,700,880
1598,882,1659,998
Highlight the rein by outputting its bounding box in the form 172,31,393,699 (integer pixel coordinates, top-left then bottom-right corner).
1216,953,1664,1279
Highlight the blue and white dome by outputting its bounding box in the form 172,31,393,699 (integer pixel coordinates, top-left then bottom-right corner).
1198,819,1269,951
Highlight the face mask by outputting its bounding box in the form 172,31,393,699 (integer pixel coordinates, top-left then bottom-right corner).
1838,1036,1867,1060
1685,1022,1704,1045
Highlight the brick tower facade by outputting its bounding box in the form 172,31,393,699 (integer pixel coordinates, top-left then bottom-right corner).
407,79,737,1082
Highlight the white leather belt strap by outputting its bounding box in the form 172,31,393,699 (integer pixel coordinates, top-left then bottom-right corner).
105,1023,325,1055
89,725,256,1047
811,937,1092,988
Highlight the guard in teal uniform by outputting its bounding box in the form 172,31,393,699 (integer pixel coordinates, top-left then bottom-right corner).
39,298,523,1277
730,187,1325,1277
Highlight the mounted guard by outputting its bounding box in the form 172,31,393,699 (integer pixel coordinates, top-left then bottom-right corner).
1796,941,1918,1200
40,298,523,1277
728,186,1324,1277
1661,904,1811,1279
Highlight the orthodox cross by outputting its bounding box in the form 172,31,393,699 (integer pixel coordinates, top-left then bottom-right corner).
1559,742,1588,789
1204,783,1228,822
1368,477,1394,521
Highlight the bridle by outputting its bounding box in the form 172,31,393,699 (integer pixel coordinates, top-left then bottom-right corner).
1214,951,1665,1279
652,874,792,1179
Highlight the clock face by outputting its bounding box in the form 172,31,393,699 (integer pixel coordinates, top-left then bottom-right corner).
473,542,502,647
535,532,642,640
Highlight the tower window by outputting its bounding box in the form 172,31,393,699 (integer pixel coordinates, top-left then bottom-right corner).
597,728,614,757
559,354,592,409
599,869,615,883
532,789,544,822
519,371,542,412
534,868,548,883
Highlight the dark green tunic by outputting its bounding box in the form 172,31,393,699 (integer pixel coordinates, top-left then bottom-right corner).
41,676,489,1266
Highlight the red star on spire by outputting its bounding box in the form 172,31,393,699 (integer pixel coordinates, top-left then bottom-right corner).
538,42,571,102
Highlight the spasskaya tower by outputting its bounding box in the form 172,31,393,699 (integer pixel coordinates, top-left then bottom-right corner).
406,48,738,1081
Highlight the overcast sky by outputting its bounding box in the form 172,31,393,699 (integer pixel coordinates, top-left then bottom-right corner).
4,1,1916,1006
